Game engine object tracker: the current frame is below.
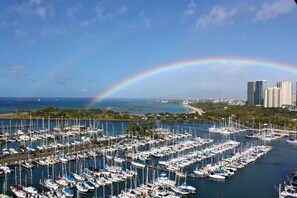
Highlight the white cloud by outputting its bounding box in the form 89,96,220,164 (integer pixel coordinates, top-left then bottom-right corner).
118,10,151,29
29,0,41,5
9,1,54,19
37,7,46,18
38,26,70,36
119,5,128,15
80,32,95,41
254,0,294,22
52,74,77,85
181,0,197,23
14,28,26,37
195,6,236,29
0,64,32,80
47,5,55,18
66,4,81,18
139,11,151,28
9,18,68,37
143,19,151,27
81,3,127,26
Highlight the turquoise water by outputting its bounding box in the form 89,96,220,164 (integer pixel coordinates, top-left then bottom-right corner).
1,122,297,198
0,98,191,114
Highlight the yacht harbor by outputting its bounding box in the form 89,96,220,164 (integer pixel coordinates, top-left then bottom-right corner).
278,170,297,198
0,119,296,198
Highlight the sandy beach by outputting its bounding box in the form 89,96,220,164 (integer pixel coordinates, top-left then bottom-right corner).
184,104,204,115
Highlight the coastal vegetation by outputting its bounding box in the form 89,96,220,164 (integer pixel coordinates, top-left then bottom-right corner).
0,103,296,130
189,102,297,129
0,107,138,121
125,121,157,137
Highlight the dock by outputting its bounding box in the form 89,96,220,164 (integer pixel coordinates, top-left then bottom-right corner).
232,121,297,134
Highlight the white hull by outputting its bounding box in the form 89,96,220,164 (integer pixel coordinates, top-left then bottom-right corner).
209,174,225,181
131,161,145,168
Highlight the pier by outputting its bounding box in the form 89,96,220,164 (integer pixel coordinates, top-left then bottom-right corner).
0,137,125,166
144,164,200,178
232,121,297,134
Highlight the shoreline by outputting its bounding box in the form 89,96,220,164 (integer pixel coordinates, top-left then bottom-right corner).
184,104,204,115
0,116,136,122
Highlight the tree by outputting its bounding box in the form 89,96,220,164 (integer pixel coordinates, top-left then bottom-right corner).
0,139,5,146
125,122,140,136
140,122,148,136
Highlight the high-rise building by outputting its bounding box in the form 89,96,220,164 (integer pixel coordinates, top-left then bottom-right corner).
277,81,292,106
247,80,267,106
255,80,267,106
264,87,280,107
247,82,255,106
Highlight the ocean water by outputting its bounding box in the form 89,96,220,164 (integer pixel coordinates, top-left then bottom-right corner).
0,122,296,198
0,98,191,114
0,97,294,198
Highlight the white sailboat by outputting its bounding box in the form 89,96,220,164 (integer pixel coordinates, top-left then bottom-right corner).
286,133,297,144
76,182,88,193
131,160,145,168
208,173,225,181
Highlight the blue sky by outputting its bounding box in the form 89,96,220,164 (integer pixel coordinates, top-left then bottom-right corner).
0,0,296,99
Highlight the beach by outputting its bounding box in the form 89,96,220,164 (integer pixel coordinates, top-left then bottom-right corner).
184,104,204,115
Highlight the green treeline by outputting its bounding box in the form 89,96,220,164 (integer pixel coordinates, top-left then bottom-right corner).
124,122,156,137
190,102,297,129
0,103,296,130
0,107,138,120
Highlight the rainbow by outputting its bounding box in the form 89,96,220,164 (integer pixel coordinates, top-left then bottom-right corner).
86,57,297,108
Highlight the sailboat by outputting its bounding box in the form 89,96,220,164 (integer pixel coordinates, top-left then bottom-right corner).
44,160,59,190
44,178,59,190
21,159,34,170
10,163,29,198
175,170,187,178
10,184,27,198
131,160,145,168
22,186,38,196
131,156,146,168
286,132,297,144
170,185,191,196
83,181,95,190
26,117,36,152
179,182,196,194
76,182,88,193
62,187,74,197
286,138,297,144
55,177,68,187
194,167,209,178
72,171,85,181
208,172,226,181
193,159,209,178
62,174,76,185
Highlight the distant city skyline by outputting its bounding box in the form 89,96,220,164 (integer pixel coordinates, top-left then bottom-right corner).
0,0,297,100
248,80,294,108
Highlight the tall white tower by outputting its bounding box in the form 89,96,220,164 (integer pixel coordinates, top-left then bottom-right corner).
277,81,292,106
264,87,280,107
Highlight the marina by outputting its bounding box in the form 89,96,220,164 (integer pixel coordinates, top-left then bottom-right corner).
279,170,297,198
1,0,296,197
208,117,246,135
0,120,296,198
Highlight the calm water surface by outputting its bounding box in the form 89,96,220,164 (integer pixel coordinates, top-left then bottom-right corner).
0,98,190,114
0,122,296,198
